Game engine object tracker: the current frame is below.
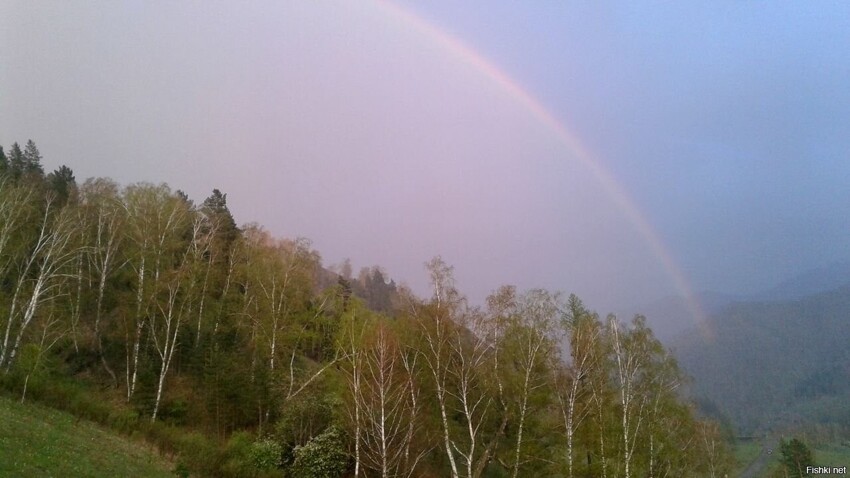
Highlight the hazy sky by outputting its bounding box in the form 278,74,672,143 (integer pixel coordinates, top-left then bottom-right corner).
2,1,849,320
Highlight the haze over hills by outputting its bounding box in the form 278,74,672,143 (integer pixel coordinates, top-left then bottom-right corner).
630,261,850,344
669,283,850,434
622,291,741,343
751,261,850,302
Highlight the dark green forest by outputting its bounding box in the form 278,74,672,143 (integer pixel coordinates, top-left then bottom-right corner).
675,286,850,439
0,140,733,477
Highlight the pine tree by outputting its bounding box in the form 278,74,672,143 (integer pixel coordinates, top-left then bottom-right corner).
23,139,45,177
8,142,24,180
780,438,814,477
202,188,239,246
47,165,77,206
0,146,8,174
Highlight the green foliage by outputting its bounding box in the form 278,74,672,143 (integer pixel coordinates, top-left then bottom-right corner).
780,438,814,477
158,398,189,426
733,440,763,473
352,266,399,313
7,142,24,180
275,390,337,448
47,165,76,206
173,461,190,478
221,432,255,477
23,139,44,177
289,426,349,478
202,188,239,247
250,438,283,470
15,342,56,378
108,408,141,434
0,141,737,477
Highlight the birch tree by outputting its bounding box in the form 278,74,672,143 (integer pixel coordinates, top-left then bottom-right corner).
588,318,615,478
346,318,423,478
504,289,559,478
79,178,125,383
1,196,80,370
192,189,238,346
413,257,463,478
242,227,314,374
121,183,188,401
414,257,499,478
448,306,497,478
149,207,206,422
240,226,331,429
341,311,366,477
695,420,731,478
0,178,36,365
609,315,654,478
19,298,68,403
645,347,684,477
0,177,35,275
556,294,602,478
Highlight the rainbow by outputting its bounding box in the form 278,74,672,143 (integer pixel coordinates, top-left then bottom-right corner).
375,0,709,332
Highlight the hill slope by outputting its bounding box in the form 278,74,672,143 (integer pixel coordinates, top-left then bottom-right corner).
626,291,742,343
0,395,174,477
671,286,850,433
754,261,850,302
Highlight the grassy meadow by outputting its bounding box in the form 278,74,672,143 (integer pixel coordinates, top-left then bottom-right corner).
0,394,174,477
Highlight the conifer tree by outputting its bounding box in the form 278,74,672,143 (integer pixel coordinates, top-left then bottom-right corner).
47,165,76,206
8,142,24,180
780,438,814,478
23,140,45,177
0,146,8,174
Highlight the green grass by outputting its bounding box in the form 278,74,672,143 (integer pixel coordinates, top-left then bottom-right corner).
0,394,175,477
734,440,763,469
735,440,762,467
744,439,850,478
810,442,850,475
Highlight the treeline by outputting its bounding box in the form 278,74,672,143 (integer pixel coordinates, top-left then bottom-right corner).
0,140,731,477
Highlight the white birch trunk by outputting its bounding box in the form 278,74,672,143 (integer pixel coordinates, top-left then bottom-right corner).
3,200,78,371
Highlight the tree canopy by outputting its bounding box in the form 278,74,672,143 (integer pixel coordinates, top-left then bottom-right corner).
0,139,733,477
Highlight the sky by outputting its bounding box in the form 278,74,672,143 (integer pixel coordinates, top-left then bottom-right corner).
2,1,850,325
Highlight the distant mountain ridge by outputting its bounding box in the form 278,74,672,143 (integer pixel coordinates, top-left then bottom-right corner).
751,261,850,302
669,284,850,434
621,291,740,342
630,261,850,344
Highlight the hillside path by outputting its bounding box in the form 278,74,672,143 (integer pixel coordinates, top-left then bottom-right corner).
740,436,779,478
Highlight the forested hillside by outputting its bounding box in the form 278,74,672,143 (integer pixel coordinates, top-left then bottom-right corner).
674,286,850,436
0,140,731,477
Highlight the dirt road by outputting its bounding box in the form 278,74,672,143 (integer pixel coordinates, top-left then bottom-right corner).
740,436,779,478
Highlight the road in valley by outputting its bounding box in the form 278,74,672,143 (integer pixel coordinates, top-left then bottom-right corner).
740,435,779,478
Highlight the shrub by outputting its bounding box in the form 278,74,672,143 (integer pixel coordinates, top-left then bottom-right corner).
289,426,349,478
274,391,336,448
108,408,140,433
159,398,189,425
173,461,190,478
250,438,283,470
177,430,222,475
221,432,255,477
